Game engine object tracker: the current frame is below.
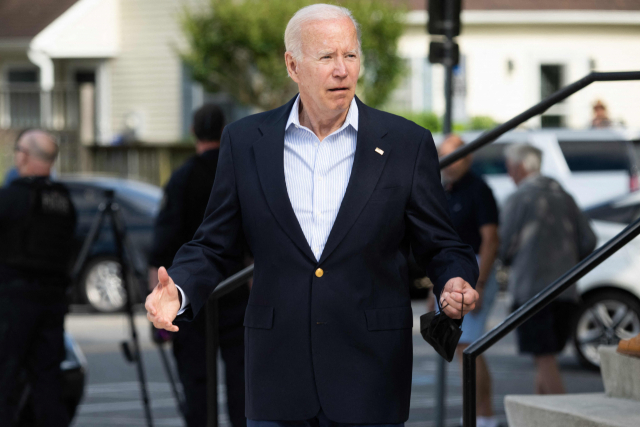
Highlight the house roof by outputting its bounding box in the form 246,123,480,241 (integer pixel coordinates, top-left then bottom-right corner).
0,0,79,39
409,0,640,11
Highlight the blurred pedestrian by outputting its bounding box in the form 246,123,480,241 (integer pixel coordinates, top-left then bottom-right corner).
4,130,34,187
145,3,479,426
148,104,249,427
500,144,596,394
0,130,77,426
591,100,612,128
438,135,500,427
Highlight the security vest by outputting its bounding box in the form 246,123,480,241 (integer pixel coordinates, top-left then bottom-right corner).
0,177,77,276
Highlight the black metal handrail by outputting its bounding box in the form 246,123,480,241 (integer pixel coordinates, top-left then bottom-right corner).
440,71,640,168
204,71,640,427
457,70,640,427
462,217,640,427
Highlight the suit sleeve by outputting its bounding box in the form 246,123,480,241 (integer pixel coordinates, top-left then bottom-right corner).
168,128,244,320
406,130,479,301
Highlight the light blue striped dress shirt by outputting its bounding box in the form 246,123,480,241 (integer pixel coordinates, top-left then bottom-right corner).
284,95,359,261
177,96,358,311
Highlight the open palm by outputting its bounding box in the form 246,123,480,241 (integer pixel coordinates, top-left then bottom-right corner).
145,267,180,332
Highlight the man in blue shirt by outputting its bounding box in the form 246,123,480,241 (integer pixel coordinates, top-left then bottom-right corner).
146,4,479,426
438,135,500,427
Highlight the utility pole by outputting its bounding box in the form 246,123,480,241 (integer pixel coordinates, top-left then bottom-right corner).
427,1,462,426
443,0,455,135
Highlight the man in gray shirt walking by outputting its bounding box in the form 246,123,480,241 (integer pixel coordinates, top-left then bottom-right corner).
500,144,596,394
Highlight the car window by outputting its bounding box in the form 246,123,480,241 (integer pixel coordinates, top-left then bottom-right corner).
585,203,640,224
470,143,511,176
558,140,634,172
81,180,161,215
66,184,101,214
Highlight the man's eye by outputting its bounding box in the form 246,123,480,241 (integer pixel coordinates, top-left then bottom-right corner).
321,56,331,59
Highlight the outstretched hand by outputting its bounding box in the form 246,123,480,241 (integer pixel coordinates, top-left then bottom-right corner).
440,277,478,319
145,267,180,332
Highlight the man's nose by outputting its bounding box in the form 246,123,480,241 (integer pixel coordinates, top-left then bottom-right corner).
333,58,348,77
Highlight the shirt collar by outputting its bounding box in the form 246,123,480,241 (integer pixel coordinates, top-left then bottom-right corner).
518,172,541,187
286,94,359,133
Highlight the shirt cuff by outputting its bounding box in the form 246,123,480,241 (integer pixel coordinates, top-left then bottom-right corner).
176,285,190,315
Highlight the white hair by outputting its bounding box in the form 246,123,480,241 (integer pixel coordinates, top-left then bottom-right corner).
505,144,543,173
284,3,361,61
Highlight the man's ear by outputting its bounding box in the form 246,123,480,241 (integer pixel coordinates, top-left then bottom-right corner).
285,52,300,84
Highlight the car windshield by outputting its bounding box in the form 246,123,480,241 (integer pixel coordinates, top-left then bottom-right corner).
558,140,634,173
94,180,161,214
585,192,640,224
470,143,510,175
62,177,162,214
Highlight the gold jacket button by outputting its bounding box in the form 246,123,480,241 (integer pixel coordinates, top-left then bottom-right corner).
315,268,324,278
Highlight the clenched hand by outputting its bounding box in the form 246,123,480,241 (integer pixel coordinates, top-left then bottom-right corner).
440,277,479,319
145,267,180,332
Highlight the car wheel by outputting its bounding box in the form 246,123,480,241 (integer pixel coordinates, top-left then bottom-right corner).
573,290,640,370
81,257,128,312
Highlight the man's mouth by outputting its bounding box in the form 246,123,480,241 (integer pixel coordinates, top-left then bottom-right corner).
328,87,349,92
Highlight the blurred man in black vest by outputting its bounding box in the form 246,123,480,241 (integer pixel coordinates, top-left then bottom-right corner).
0,130,77,427
148,104,249,427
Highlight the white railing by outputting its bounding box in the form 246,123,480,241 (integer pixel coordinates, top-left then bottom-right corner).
0,84,82,131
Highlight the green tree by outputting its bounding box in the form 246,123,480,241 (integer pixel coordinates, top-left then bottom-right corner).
180,0,407,111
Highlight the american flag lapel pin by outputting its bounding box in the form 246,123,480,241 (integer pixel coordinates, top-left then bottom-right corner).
375,147,384,155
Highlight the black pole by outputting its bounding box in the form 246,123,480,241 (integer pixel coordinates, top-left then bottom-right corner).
71,202,106,279
462,215,640,426
440,71,640,169
205,265,254,425
206,297,219,427
442,0,455,136
462,352,476,427
109,194,154,427
435,3,455,426
157,344,187,417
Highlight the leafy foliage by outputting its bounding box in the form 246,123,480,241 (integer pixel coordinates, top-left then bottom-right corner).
397,111,442,133
468,115,498,130
395,112,498,133
180,0,407,110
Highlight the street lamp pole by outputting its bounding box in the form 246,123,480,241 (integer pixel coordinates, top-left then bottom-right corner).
435,5,456,427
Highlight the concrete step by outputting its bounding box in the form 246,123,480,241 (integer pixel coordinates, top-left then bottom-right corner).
599,345,640,401
504,393,640,427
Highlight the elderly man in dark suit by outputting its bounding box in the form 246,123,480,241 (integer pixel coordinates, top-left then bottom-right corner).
146,4,478,427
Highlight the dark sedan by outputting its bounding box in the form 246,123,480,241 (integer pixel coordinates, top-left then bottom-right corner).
61,175,162,312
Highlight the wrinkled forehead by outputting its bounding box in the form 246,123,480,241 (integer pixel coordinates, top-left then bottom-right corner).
300,17,359,53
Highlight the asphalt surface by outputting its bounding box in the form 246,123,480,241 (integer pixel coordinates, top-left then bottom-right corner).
66,294,604,427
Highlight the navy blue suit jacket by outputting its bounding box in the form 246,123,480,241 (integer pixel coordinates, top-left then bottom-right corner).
169,96,478,423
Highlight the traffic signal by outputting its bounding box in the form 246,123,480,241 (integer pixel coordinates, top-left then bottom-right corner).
427,0,462,37
428,41,459,66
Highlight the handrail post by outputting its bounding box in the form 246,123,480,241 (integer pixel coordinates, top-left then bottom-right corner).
206,296,219,427
462,352,476,427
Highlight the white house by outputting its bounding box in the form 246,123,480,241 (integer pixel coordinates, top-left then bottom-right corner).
0,0,217,146
395,0,640,129
2,0,640,149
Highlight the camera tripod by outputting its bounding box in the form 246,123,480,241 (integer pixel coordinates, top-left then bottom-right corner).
72,189,153,427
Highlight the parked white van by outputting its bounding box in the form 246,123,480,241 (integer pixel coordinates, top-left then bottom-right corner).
436,128,640,208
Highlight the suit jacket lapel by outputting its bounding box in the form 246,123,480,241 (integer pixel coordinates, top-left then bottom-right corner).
252,97,317,263
319,98,391,264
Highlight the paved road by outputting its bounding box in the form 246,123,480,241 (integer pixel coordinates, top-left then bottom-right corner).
66,294,604,427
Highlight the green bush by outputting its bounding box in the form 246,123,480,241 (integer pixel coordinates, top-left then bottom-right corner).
468,115,498,130
396,111,442,133
394,112,498,133
180,0,407,111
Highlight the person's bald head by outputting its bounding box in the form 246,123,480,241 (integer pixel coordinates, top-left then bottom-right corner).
438,134,471,185
14,129,59,177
